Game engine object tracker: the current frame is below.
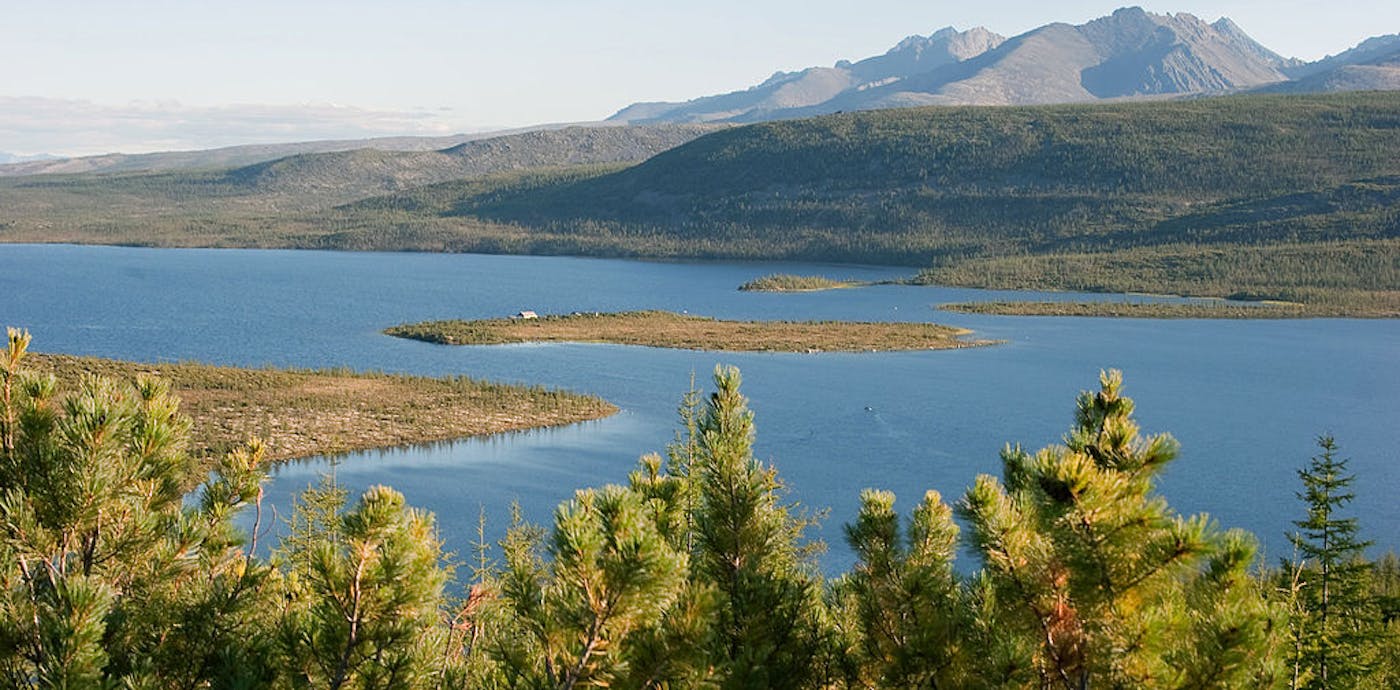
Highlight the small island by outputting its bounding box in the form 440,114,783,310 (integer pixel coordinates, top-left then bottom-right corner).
937,301,1327,319
738,273,866,292
30,354,616,462
386,310,990,352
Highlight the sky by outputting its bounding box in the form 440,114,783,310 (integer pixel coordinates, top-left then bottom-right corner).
1,0,1395,156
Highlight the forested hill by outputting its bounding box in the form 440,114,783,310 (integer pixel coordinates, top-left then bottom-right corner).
439,92,1399,241
2,92,1396,313
346,91,1399,313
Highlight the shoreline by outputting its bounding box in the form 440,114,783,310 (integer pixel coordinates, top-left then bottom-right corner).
5,243,1392,318
936,300,1397,319
29,353,618,463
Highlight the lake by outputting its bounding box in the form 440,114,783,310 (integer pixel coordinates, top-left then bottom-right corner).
3,243,1397,571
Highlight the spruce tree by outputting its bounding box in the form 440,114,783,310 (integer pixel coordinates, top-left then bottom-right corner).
1286,436,1377,689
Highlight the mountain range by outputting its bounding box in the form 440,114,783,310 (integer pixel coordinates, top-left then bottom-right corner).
0,126,612,178
609,7,1400,124
0,152,58,165
6,7,1394,176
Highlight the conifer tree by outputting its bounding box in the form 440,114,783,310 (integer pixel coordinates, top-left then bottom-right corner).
493,485,701,689
1368,552,1400,687
689,366,828,690
0,329,275,687
279,484,449,690
1285,436,1378,689
957,370,1281,688
841,488,979,688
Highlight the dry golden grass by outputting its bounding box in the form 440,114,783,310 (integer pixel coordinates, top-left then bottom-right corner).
28,354,617,462
386,310,991,352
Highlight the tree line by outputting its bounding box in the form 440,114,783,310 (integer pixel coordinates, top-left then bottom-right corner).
1,327,1395,688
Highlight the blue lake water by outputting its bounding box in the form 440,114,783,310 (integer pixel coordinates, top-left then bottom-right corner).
2,243,1397,572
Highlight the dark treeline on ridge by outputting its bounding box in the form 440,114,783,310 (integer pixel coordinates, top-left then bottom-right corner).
2,327,1397,688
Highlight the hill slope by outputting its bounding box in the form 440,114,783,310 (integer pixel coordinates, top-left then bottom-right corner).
0,123,697,178
2,93,1395,313
0,132,488,177
356,92,1400,313
0,123,720,240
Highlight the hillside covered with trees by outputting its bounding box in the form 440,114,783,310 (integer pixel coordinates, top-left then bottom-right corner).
2,328,1397,687
1,93,1396,313
360,92,1395,313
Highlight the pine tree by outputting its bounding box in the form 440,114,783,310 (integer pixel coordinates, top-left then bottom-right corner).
840,488,981,687
1286,435,1377,689
689,365,828,690
493,485,700,689
0,330,276,687
279,484,449,689
957,370,1281,688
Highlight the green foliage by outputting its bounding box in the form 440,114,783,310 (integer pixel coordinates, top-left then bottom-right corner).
485,366,834,690
737,274,858,292
4,330,1390,688
919,239,1400,317
940,300,1330,319
493,485,697,689
837,489,982,688
1370,553,1400,687
690,366,830,689
0,327,275,687
956,370,1283,688
1282,437,1382,689
278,484,449,689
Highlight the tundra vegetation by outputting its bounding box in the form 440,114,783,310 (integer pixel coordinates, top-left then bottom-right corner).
385,310,988,352
2,327,1396,688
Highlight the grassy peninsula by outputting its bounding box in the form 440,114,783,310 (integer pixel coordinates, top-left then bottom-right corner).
29,353,616,461
738,274,866,292
386,310,989,352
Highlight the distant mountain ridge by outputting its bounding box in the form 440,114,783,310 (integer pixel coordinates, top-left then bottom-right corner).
0,152,58,165
217,124,723,202
608,25,1007,123
1262,35,1400,94
0,132,490,177
0,123,673,178
609,7,1398,123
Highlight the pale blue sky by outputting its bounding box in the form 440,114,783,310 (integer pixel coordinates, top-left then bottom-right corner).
1,0,1394,155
